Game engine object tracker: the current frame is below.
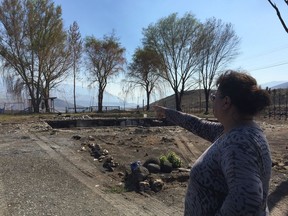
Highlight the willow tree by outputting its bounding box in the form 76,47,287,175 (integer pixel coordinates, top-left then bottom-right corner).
196,18,240,114
142,13,201,111
0,0,72,113
84,33,125,112
126,47,164,111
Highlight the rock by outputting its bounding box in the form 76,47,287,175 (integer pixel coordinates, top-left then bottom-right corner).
88,143,101,151
102,149,109,155
118,172,125,177
132,166,149,182
139,180,150,191
103,157,117,172
98,155,106,160
143,157,160,167
150,179,164,192
88,135,95,141
177,168,190,172
105,156,114,163
72,135,81,140
112,162,119,167
146,163,161,173
88,143,103,158
50,130,57,135
160,161,173,173
272,160,278,167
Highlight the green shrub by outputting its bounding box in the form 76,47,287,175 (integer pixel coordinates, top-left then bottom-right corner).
159,155,168,165
160,151,182,168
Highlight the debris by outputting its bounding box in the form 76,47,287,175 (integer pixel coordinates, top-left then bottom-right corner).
72,135,81,140
150,179,164,192
139,181,150,191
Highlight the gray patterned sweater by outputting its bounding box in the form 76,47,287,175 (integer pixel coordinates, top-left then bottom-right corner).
164,109,271,216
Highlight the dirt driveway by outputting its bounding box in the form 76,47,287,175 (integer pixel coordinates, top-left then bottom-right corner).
0,116,287,216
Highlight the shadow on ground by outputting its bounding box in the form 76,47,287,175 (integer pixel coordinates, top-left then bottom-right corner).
268,179,288,212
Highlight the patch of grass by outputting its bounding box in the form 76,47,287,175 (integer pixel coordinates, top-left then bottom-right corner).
105,185,126,194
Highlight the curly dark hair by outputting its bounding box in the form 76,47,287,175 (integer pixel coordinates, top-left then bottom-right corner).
216,70,271,116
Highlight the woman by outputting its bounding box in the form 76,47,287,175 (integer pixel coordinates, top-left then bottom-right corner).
154,70,271,216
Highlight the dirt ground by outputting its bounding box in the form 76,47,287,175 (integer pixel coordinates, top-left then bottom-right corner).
0,115,287,215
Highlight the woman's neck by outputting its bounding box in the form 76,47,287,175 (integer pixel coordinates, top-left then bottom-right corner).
223,115,254,133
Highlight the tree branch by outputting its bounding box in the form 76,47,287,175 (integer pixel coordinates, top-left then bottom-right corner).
268,0,288,33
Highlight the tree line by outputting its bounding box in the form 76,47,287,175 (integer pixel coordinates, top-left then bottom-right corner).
0,0,242,113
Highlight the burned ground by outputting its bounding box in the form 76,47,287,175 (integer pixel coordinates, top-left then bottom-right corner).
0,115,287,215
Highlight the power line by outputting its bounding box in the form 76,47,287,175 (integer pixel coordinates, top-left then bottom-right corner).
249,61,288,72
237,44,288,62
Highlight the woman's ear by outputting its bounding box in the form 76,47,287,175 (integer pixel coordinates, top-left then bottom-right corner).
222,96,232,109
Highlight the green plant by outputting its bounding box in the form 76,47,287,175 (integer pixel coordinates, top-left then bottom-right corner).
159,155,168,165
160,151,182,168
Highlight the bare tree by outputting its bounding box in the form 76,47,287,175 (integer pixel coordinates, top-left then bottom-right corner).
68,21,82,113
125,47,164,111
268,0,288,33
196,18,240,114
0,0,72,113
84,33,125,112
142,13,201,111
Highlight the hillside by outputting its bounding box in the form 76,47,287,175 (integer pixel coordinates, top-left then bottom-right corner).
271,82,288,89
1,80,287,113
152,82,288,115
151,89,213,114
0,82,137,112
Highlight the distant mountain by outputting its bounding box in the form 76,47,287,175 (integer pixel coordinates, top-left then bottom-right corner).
0,82,137,112
51,83,136,112
270,82,288,89
260,81,288,89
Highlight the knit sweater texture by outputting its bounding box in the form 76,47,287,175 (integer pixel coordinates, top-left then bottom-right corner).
165,109,271,216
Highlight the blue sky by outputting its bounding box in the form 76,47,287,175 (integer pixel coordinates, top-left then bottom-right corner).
53,0,288,100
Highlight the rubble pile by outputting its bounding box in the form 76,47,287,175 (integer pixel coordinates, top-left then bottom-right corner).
74,133,190,193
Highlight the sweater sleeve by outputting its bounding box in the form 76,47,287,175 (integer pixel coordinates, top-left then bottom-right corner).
217,135,264,215
164,108,224,142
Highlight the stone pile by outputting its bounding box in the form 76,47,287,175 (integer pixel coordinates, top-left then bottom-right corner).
129,159,165,192
272,159,288,171
75,134,190,193
75,134,120,172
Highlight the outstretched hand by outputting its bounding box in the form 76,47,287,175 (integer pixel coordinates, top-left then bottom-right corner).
153,105,166,119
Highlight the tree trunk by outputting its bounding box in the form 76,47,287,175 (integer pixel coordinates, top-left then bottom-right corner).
44,98,50,112
29,92,40,113
73,64,77,113
204,89,211,115
32,99,40,113
204,93,209,115
174,91,182,111
43,85,50,113
98,89,104,113
146,91,150,111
